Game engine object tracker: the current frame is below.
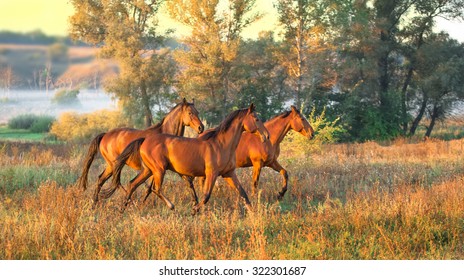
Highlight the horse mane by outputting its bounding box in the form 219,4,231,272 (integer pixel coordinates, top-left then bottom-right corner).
268,107,301,122
200,108,249,140
147,101,190,131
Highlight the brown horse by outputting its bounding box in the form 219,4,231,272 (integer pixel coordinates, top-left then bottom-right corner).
103,104,269,214
235,105,314,199
76,98,204,206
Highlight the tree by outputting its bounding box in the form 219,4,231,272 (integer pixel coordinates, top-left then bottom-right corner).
69,0,171,127
0,65,18,96
167,0,261,123
323,0,464,141
275,0,337,111
409,33,464,137
234,31,289,120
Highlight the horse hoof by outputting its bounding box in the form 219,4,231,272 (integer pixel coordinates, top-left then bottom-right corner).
191,207,199,216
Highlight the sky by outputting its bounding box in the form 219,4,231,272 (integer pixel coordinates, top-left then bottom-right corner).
0,0,463,42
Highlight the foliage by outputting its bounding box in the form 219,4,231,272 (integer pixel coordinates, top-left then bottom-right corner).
7,114,55,133
281,107,345,154
69,0,170,127
167,0,262,124
49,110,126,142
51,89,80,105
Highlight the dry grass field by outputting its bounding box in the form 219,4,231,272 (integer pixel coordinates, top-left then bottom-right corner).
0,138,463,259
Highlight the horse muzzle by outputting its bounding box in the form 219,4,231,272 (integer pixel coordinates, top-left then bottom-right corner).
197,124,205,134
259,129,270,143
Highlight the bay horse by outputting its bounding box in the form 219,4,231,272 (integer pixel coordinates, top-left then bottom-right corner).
102,104,269,214
235,105,314,199
76,98,204,206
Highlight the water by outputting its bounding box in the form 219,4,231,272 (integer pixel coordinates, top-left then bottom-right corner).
0,89,117,124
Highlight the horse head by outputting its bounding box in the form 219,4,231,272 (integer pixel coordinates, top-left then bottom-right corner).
181,98,204,134
243,103,269,143
289,105,314,140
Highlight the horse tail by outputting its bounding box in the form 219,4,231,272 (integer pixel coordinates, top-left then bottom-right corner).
99,138,145,199
77,132,105,191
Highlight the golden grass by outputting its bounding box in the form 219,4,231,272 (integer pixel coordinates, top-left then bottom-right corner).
0,139,463,259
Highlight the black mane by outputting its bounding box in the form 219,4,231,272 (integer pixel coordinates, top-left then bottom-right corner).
200,108,249,140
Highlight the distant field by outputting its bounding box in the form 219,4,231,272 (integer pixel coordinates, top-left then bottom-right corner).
0,126,46,142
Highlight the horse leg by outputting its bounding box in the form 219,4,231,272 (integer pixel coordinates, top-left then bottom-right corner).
142,176,154,204
269,161,288,200
182,175,198,206
251,160,263,195
223,171,252,210
151,170,175,210
192,172,218,215
120,168,152,213
92,166,112,208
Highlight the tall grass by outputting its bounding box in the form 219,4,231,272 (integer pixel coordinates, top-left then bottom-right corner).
0,139,463,259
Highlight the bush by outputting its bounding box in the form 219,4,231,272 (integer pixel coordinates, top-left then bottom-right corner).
8,114,55,132
29,116,56,133
281,107,346,155
52,89,80,105
50,110,126,142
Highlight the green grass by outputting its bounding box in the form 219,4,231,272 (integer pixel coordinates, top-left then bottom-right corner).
0,126,47,141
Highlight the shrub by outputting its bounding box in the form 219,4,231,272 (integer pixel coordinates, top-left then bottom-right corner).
29,116,56,133
52,89,80,105
281,107,346,155
8,114,36,130
50,110,126,142
7,114,55,132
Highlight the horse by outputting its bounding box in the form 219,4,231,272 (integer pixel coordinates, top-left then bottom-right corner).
102,104,269,214
76,98,204,207
235,105,314,199
140,105,314,204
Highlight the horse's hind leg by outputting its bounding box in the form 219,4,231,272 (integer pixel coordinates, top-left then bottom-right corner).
142,176,154,204
192,172,218,215
223,171,251,209
251,160,263,195
120,168,152,213
182,175,198,206
269,161,288,200
93,166,112,208
151,171,175,210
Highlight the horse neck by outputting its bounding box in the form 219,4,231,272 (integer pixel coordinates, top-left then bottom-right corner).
159,108,185,136
214,118,244,153
265,114,292,146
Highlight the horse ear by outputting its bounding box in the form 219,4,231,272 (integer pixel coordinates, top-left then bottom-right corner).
291,105,297,112
248,103,255,113
182,97,187,104
192,98,195,104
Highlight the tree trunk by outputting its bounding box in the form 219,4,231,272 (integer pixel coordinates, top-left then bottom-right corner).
425,104,439,138
401,67,414,133
141,81,153,128
409,91,428,136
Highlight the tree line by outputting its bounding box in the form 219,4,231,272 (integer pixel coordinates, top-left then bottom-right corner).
68,0,464,141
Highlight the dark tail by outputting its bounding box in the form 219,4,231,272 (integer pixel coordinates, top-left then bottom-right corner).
99,138,145,199
77,133,105,191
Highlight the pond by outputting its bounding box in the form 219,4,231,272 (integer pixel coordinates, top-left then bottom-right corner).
0,89,117,124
